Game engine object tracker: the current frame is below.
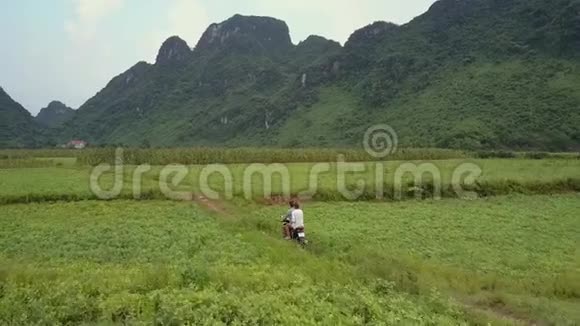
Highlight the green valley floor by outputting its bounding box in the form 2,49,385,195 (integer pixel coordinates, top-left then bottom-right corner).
1,194,578,325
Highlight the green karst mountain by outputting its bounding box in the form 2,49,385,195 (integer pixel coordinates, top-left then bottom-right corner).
35,101,75,128
0,87,42,148
3,0,580,150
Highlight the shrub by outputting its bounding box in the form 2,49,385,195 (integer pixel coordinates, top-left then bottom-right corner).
475,151,517,159
524,152,550,160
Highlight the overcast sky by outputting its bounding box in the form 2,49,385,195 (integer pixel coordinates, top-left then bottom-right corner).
0,0,437,115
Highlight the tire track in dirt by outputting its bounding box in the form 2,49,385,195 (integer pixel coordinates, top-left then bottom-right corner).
193,194,232,217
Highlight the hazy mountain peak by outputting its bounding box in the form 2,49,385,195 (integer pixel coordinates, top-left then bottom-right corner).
35,101,75,128
46,100,69,110
295,35,342,66
156,36,192,65
195,14,293,54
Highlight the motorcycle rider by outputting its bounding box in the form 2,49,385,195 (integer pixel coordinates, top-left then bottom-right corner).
290,202,304,237
282,200,295,240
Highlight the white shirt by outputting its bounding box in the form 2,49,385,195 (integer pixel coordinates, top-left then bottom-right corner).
291,209,304,228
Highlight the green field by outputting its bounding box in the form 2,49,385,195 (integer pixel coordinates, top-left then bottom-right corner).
1,201,470,325
0,150,579,324
251,196,580,323
1,158,580,204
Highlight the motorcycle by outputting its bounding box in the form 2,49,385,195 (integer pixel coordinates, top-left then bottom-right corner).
291,226,308,246
281,215,308,247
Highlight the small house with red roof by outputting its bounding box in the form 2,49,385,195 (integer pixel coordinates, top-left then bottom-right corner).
67,140,87,149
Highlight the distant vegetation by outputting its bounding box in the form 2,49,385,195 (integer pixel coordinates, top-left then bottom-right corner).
75,147,467,165
2,147,576,167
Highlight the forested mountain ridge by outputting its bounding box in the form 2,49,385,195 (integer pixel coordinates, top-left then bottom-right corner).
3,0,580,150
0,87,44,148
328,0,580,150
